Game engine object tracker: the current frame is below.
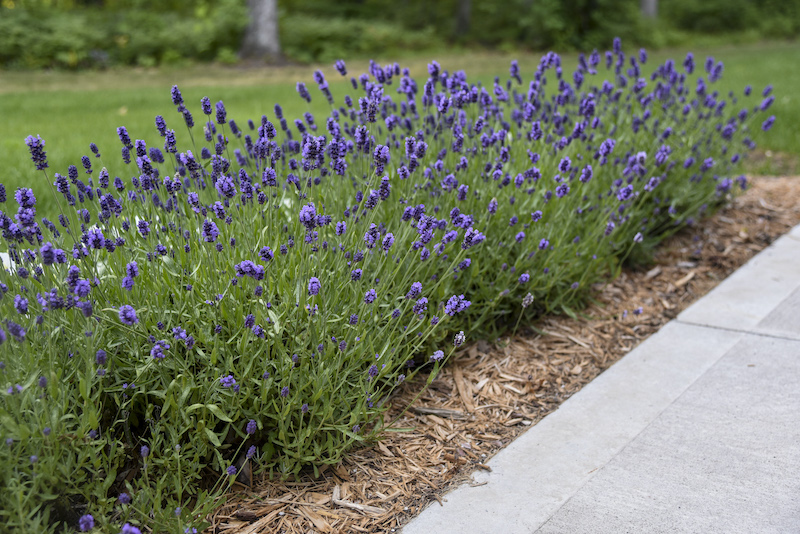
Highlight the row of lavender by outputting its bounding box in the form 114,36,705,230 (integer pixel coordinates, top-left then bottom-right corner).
0,40,775,532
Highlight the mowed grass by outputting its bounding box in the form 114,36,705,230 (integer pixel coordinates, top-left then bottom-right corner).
1,40,797,219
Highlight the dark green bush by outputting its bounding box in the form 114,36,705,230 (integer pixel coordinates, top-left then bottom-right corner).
0,2,247,69
280,14,442,64
662,0,800,37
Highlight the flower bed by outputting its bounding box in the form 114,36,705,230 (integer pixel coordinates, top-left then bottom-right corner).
212,174,800,533
0,39,775,532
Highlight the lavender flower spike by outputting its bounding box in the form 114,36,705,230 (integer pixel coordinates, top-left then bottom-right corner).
118,305,139,325
308,277,321,296
25,135,48,170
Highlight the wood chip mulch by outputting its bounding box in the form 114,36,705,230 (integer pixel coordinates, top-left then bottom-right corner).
207,175,800,534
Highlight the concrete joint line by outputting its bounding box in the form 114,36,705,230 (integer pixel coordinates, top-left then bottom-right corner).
674,319,800,342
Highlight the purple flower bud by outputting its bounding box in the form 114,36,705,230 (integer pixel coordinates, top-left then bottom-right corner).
308,277,321,296
79,515,94,532
118,305,139,325
25,135,48,170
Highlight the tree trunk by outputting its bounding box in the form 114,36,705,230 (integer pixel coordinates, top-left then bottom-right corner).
455,0,471,39
241,0,281,61
641,0,657,18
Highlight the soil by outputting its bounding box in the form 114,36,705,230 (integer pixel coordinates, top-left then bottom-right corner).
207,175,800,534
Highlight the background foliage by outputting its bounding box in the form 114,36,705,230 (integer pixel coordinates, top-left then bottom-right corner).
0,0,798,68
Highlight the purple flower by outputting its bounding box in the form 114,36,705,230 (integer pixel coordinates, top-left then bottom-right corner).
617,185,634,201
281,386,289,397
13,295,27,314
349,314,359,325
215,101,227,124
296,82,311,103
351,268,362,282
518,273,530,283
538,238,549,250
308,277,321,296
96,349,107,365
118,305,139,325
246,419,257,435
121,524,142,534
299,203,317,230
431,350,444,362
762,116,775,131
202,219,220,242
141,445,149,458
364,289,377,304
247,445,257,459
171,85,184,106
126,261,139,278
14,187,36,209
531,210,543,222
454,331,465,347
79,515,94,532
382,233,395,250
367,364,379,380
119,493,132,505
235,260,265,280
137,220,150,237
444,294,471,316
335,59,347,75
122,277,134,291
220,375,236,388
25,135,48,170
462,228,486,250
413,297,428,315
150,341,170,359
634,232,643,243
259,246,274,262
364,224,379,248
226,465,237,476
201,96,212,115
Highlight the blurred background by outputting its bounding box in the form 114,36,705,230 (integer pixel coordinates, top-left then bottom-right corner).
0,0,797,69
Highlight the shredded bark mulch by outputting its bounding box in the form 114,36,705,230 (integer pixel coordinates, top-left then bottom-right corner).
207,175,800,534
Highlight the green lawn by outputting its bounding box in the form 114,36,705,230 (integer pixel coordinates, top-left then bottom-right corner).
1,40,797,219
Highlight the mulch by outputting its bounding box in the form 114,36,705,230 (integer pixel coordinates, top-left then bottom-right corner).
206,175,800,534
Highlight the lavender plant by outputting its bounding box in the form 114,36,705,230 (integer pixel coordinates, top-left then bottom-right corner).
0,40,775,532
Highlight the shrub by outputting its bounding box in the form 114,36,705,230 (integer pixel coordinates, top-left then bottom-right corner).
0,39,775,532
280,14,442,64
0,3,248,69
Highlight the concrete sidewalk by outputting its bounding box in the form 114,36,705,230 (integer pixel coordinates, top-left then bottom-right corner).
403,224,800,534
